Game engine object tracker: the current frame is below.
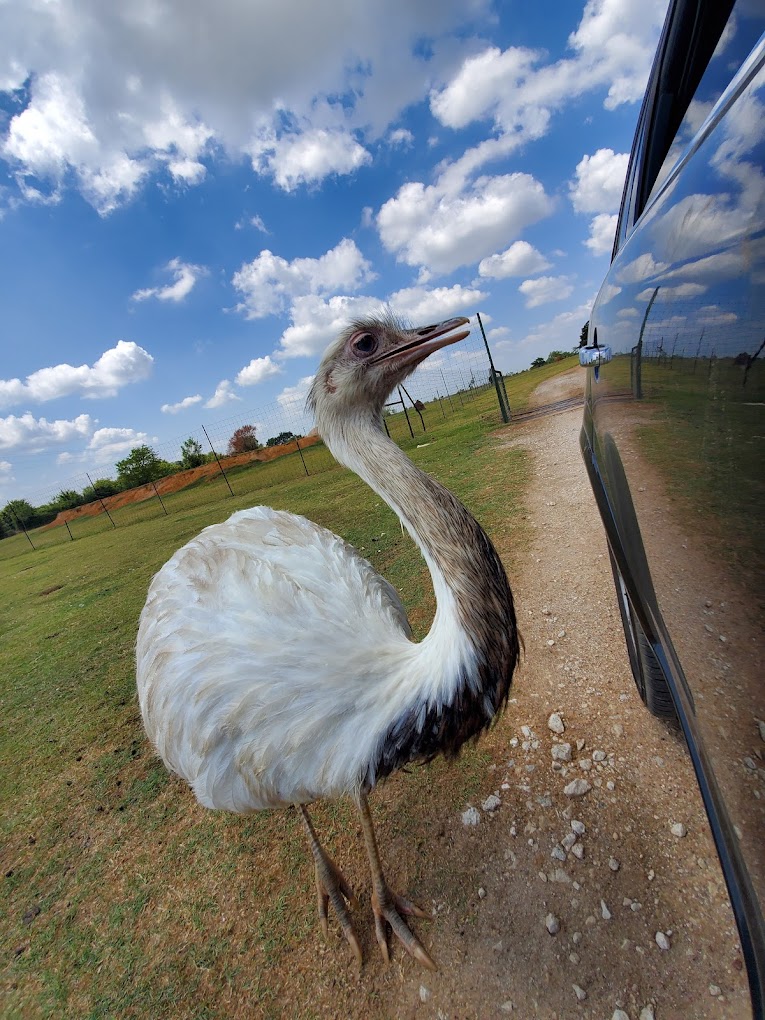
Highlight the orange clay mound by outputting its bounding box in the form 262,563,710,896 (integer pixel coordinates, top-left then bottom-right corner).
46,435,323,529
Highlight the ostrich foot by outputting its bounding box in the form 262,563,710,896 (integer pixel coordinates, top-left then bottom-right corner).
371,883,436,971
298,805,362,965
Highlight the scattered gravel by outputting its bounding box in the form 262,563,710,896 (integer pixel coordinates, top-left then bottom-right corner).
461,806,480,826
608,857,621,872
482,794,502,813
655,931,671,951
552,742,572,762
545,913,560,935
573,984,587,1001
670,822,687,838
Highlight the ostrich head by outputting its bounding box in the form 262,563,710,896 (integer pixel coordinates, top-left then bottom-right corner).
308,313,470,432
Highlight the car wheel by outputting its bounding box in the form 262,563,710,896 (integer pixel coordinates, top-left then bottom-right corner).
609,550,676,719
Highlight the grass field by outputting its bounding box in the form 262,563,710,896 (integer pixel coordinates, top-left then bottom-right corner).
0,358,577,1019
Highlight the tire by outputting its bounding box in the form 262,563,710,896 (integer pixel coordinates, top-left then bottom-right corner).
609,550,677,719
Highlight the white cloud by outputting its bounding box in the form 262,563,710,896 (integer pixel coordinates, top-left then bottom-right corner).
277,376,315,412
584,212,618,255
233,238,375,319
515,299,594,350
388,284,486,323
0,341,153,409
616,252,669,284
637,282,707,302
205,380,240,409
235,214,269,233
235,355,284,387
132,257,207,303
430,0,666,140
377,172,554,274
0,2,484,210
388,128,414,147
519,275,574,308
0,459,12,474
478,240,551,279
0,412,93,453
249,127,370,191
87,427,152,463
161,394,203,414
570,148,629,213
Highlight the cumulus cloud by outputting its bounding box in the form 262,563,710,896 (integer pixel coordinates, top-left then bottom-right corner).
235,355,283,386
519,275,574,308
584,212,618,255
377,171,554,274
0,411,93,453
205,380,240,409
132,257,207,303
233,238,375,320
570,148,629,213
277,376,315,412
161,394,203,414
478,240,551,279
388,284,486,323
431,0,666,141
0,341,153,409
249,127,370,191
388,128,414,147
87,427,153,463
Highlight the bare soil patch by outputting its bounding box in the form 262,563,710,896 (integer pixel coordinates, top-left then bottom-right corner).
526,366,585,408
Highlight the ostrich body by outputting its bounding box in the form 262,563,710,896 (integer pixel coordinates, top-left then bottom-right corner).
136,315,519,969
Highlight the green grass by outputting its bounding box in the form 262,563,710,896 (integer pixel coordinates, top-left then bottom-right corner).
0,368,570,1018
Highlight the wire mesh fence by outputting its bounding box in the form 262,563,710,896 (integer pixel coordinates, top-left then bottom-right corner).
1,322,506,559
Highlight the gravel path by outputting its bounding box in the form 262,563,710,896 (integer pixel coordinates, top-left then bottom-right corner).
388,406,751,1019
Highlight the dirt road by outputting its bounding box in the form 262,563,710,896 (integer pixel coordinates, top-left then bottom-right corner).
359,403,751,1019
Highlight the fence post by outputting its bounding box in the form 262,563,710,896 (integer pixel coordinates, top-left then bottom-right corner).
476,312,509,423
86,473,116,529
294,436,309,476
202,426,235,497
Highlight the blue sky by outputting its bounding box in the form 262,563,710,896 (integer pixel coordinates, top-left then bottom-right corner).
0,0,669,505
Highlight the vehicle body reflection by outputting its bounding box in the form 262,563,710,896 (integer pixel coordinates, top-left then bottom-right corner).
580,1,765,1013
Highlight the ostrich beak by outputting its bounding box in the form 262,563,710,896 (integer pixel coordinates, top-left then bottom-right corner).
372,316,471,370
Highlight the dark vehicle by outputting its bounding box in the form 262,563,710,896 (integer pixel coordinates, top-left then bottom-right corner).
579,0,765,1014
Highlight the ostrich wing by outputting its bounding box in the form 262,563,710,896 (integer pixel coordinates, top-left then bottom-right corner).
136,507,413,812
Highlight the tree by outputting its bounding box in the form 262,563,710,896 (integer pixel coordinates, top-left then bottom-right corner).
531,357,546,369
546,350,569,364
180,436,205,469
82,478,121,502
54,489,84,510
227,424,261,455
116,446,166,489
265,431,298,448
2,499,34,530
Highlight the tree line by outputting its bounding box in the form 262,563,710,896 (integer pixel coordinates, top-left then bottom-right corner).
0,426,300,538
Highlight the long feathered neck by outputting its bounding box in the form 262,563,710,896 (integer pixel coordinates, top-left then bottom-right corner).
322,407,520,782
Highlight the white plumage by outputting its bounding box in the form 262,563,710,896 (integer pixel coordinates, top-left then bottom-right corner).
136,314,519,970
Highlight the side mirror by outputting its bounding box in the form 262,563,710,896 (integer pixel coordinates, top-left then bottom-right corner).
579,345,612,367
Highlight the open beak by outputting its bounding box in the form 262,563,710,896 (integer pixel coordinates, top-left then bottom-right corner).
371,316,471,370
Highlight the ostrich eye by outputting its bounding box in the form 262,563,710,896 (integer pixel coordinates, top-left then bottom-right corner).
351,332,378,357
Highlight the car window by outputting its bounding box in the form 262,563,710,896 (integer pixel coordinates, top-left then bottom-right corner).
646,2,765,206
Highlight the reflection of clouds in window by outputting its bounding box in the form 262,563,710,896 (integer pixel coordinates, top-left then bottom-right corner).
650,191,753,261
616,252,668,283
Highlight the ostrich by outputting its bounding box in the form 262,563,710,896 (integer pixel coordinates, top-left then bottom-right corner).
136,314,519,970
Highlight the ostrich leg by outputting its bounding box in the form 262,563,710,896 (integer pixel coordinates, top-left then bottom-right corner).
357,791,436,971
298,805,363,965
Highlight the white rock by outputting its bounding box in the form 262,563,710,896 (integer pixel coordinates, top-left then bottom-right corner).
548,712,565,733
639,1006,655,1020
758,720,765,743
709,984,722,997
482,794,502,812
549,868,571,884
478,887,486,899
601,899,612,920
564,778,592,797
579,758,592,771
461,806,480,826
521,725,532,739
572,931,582,944
655,931,671,951
576,738,586,751
571,843,585,859
562,832,577,852
500,1002,514,1014
569,952,580,964
419,985,431,1002
573,984,587,1001
608,857,620,871
612,1011,630,1020
545,913,560,935
593,750,607,762
571,819,586,835
552,742,572,762
670,822,687,837
551,845,567,861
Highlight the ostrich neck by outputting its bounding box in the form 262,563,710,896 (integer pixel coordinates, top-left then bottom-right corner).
324,413,516,675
